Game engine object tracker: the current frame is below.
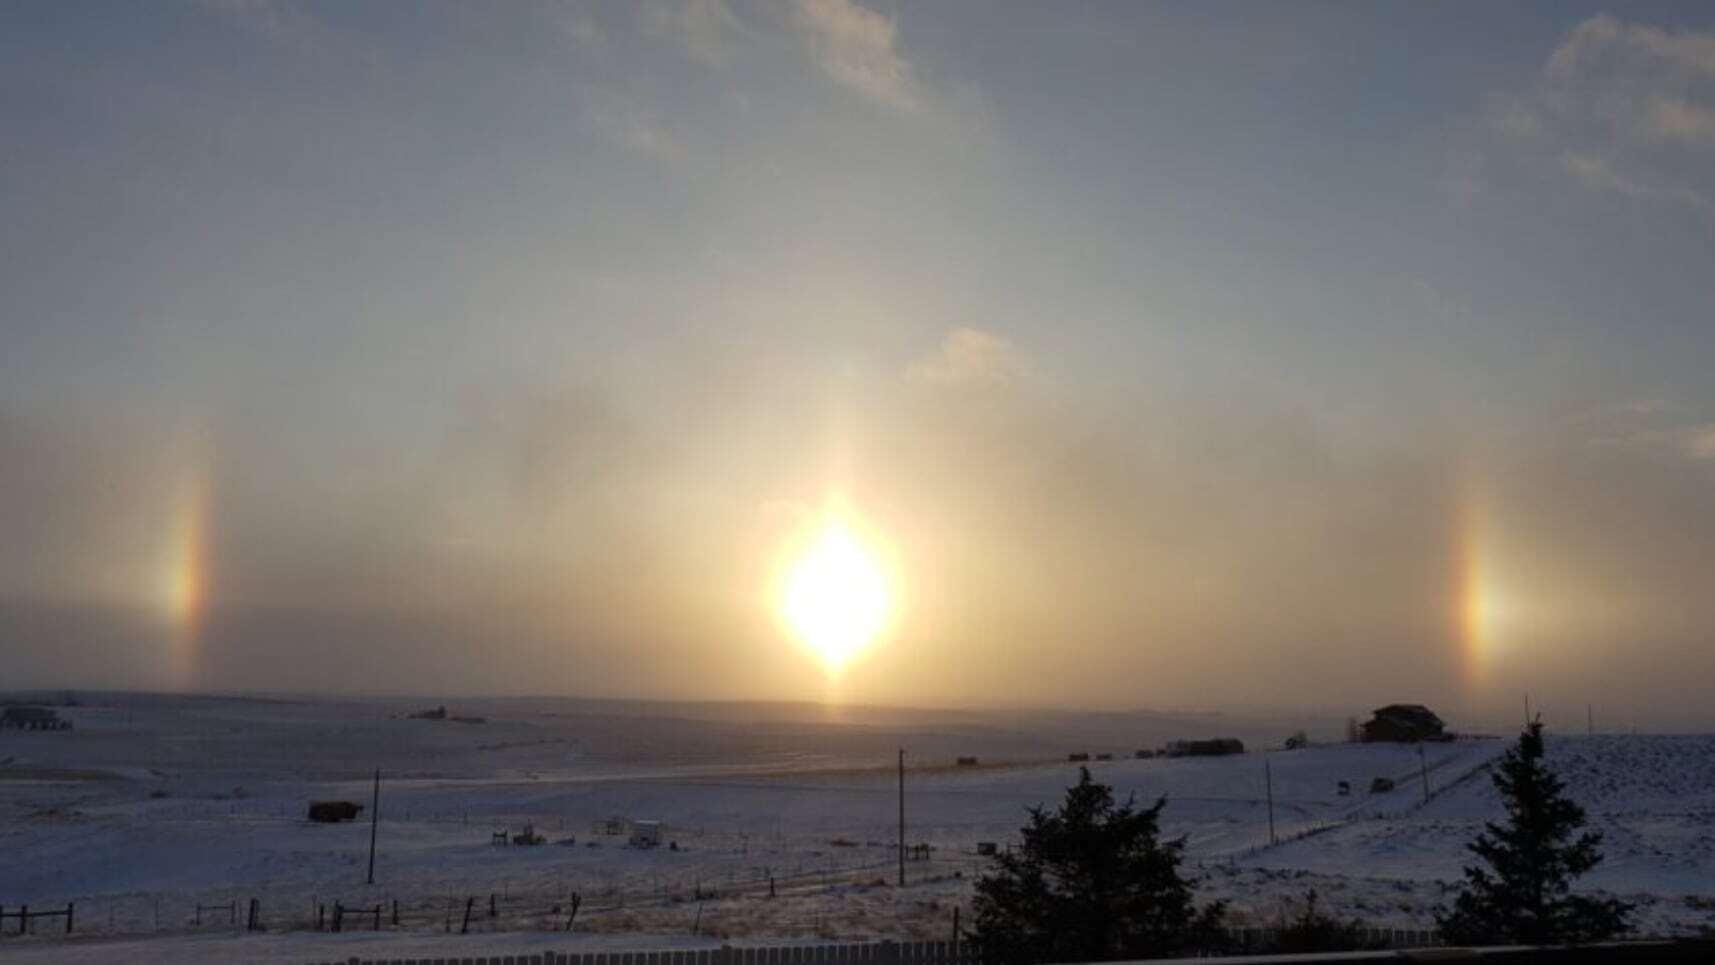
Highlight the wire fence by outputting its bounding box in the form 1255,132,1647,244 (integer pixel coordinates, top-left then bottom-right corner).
0,846,927,942
304,938,976,965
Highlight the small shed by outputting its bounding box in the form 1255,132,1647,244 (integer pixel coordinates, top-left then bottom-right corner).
956,756,979,767
629,820,663,848
592,816,630,836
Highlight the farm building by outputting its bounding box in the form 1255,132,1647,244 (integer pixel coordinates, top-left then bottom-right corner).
1164,738,1245,757
592,816,630,836
0,706,72,731
307,801,364,823
955,756,979,767
1361,704,1447,743
628,820,663,848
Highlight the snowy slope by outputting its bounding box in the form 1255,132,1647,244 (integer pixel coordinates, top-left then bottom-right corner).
3,695,1712,959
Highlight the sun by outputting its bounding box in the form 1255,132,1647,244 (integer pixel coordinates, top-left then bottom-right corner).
781,519,891,675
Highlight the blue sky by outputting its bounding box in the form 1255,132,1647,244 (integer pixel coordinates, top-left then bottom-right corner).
3,2,1715,728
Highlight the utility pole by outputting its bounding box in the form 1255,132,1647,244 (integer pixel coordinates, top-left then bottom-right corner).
897,747,906,887
1418,744,1430,804
1587,703,1594,737
366,768,380,885
1524,693,1531,728
1264,755,1276,846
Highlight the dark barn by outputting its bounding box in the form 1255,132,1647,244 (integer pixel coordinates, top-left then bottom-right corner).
307,801,365,823
1361,704,1447,743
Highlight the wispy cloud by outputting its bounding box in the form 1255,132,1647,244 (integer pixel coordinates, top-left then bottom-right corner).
586,101,688,165
1644,97,1715,147
644,0,744,66
194,0,337,53
1559,151,1710,210
1687,424,1715,462
906,328,1024,388
1546,14,1715,80
542,2,605,50
789,0,922,113
1581,397,1715,464
1491,14,1715,212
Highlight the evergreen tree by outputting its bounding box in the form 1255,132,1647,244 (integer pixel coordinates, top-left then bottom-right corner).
1437,721,1632,945
968,767,1225,964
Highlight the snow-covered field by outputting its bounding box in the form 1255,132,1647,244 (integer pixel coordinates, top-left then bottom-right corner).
2,694,1712,963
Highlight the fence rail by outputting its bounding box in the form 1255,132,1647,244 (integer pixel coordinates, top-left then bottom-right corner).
1222,925,1438,952
0,903,74,936
301,938,1715,965
307,938,973,965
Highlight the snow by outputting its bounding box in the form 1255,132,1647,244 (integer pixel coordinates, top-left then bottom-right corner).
3,695,1713,963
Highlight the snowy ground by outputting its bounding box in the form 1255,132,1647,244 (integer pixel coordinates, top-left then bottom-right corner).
3,693,1712,963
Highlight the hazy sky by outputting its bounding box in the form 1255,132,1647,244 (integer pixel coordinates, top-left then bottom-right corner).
4,1,1715,730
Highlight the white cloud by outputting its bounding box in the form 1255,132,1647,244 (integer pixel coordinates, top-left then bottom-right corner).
1486,14,1715,212
1688,425,1715,462
585,100,688,165
789,0,922,113
1645,97,1715,146
644,0,743,66
1581,398,1715,465
1547,14,1715,79
195,0,336,52
1560,152,1710,210
543,4,604,50
907,328,1023,387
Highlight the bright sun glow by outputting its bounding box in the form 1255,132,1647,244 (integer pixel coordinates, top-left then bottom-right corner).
782,522,890,675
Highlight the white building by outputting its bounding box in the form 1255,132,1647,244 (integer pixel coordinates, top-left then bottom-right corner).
628,820,663,848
